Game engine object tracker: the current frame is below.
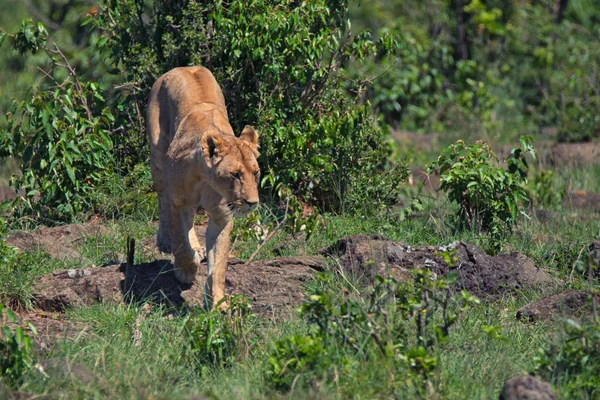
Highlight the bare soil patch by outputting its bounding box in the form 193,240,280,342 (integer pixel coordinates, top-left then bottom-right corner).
31,256,326,316
4,311,88,353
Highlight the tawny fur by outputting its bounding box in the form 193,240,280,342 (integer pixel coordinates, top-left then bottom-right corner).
147,66,260,310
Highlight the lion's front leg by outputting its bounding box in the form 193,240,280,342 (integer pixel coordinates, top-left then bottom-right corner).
172,206,201,284
204,210,233,310
156,192,173,253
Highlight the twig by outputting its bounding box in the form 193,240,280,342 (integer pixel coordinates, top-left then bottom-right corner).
126,237,136,268
568,245,587,283
588,250,598,324
48,43,94,121
245,199,289,264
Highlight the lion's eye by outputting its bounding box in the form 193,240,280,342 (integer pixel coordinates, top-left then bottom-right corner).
253,170,260,177
231,172,241,179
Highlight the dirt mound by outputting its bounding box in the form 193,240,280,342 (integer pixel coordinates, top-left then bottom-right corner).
0,185,18,203
31,256,326,316
6,224,113,262
563,191,600,213
550,142,600,167
516,290,600,322
323,235,555,299
499,376,557,400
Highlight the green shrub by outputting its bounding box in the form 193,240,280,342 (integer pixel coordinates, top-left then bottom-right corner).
0,304,36,388
184,295,256,369
267,271,479,396
485,2,600,142
535,316,600,398
0,20,115,221
345,22,495,132
527,169,564,209
95,0,407,211
427,137,535,240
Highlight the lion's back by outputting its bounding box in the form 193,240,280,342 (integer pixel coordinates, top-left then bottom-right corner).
146,66,230,157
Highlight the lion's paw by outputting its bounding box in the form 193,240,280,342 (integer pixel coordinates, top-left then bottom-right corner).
174,254,200,284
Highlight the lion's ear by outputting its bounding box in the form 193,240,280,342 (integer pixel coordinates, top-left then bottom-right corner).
201,131,227,163
240,125,259,149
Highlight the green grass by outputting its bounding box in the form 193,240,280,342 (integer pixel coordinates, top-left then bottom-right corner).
1,161,599,398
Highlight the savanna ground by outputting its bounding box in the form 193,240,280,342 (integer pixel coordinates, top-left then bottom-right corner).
0,134,599,399
1,0,600,399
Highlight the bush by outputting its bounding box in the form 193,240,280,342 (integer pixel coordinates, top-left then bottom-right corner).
184,295,256,369
0,19,115,221
527,169,564,209
427,137,535,240
95,0,407,211
345,21,495,133
499,4,600,143
0,303,36,388
267,271,479,396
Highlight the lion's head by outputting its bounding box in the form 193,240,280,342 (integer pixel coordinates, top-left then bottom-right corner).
201,125,260,218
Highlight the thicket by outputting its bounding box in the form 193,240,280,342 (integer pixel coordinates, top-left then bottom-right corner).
0,0,413,220
350,0,600,141
94,0,409,211
1,0,599,220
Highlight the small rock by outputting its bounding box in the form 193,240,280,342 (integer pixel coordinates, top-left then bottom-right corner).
499,375,557,400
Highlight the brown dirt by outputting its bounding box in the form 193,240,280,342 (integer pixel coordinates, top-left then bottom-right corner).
549,142,600,167
322,235,556,299
6,223,113,262
516,290,600,323
3,311,88,353
562,191,600,213
31,256,326,316
499,376,557,400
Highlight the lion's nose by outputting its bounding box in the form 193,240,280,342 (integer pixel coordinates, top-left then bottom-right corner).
244,199,258,207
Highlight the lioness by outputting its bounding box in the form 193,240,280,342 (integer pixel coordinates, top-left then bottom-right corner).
147,66,260,309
